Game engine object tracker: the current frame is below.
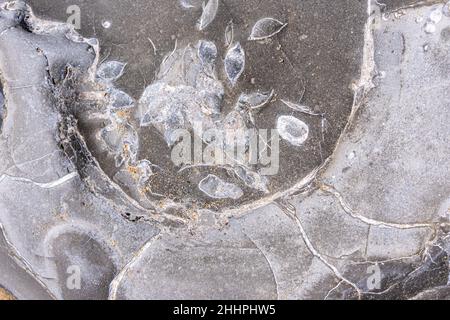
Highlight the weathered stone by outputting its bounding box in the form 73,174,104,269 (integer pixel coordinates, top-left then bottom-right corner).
0,0,449,301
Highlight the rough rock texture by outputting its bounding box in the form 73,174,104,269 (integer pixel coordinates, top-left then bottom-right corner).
0,0,449,300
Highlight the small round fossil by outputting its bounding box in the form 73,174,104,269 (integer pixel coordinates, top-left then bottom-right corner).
277,115,309,147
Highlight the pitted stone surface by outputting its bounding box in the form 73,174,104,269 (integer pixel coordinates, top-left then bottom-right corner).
0,0,449,300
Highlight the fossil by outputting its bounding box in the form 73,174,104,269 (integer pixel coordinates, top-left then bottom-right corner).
197,0,219,31
2,0,448,302
249,17,288,41
198,174,243,200
224,42,245,87
277,116,309,147
96,61,127,83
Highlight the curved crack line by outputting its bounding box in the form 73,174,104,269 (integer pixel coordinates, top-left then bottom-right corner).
12,150,61,170
0,172,78,189
281,193,432,300
0,25,17,38
329,241,437,266
0,151,61,179
0,222,57,300
344,253,420,266
363,254,439,298
241,229,280,300
108,233,162,300
275,200,363,300
60,116,186,227
320,184,442,230
390,0,443,13
324,280,344,300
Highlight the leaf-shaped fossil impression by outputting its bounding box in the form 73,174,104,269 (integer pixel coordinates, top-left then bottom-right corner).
224,20,234,48
277,115,309,146
199,174,243,200
198,40,218,66
281,99,321,116
99,121,139,168
179,0,203,9
238,90,274,110
113,159,155,189
197,0,219,31
224,42,245,87
249,17,288,41
108,88,135,110
96,61,126,82
232,166,269,193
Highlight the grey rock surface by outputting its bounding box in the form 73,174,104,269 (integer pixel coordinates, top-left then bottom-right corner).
0,0,449,300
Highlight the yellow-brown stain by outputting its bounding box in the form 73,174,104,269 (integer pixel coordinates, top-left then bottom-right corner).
0,287,16,300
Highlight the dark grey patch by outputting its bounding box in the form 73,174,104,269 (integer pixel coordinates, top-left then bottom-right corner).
358,245,448,300
441,26,450,42
198,40,217,65
51,232,116,300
